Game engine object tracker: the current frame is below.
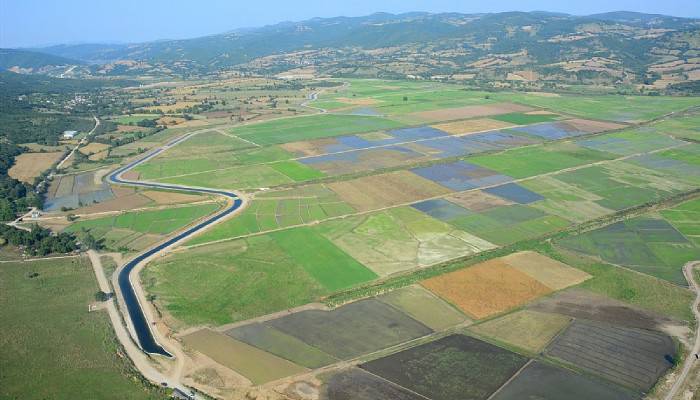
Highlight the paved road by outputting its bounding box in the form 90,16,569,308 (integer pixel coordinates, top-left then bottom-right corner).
665,261,700,400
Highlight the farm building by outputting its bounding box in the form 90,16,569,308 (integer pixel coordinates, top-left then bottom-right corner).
63,130,77,139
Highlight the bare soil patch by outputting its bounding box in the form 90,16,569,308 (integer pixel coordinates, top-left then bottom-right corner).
528,288,687,332
142,190,204,204
446,190,513,212
328,170,451,212
564,118,626,133
336,97,379,106
431,118,514,135
79,143,110,155
181,328,307,385
121,170,140,180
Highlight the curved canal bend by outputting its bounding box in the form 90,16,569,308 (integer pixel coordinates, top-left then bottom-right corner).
108,133,243,356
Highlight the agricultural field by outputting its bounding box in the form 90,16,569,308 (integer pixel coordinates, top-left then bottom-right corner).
469,310,571,353
545,320,676,391
316,206,495,276
8,151,64,182
491,362,640,400
466,141,616,178
360,334,528,400
490,92,700,122
230,114,405,145
0,257,165,400
64,203,219,251
421,252,589,319
44,169,117,211
46,78,700,399
559,198,700,286
187,184,356,244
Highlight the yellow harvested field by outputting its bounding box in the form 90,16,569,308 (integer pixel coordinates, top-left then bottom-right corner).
142,190,204,204
182,329,307,385
117,124,146,133
88,151,109,161
328,170,451,212
525,110,559,115
142,101,199,113
157,116,187,126
79,143,110,155
431,118,514,135
470,310,571,353
336,97,378,106
565,118,626,133
500,251,591,290
422,259,552,319
8,152,64,182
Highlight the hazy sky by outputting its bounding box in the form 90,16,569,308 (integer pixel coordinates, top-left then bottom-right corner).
2,0,699,48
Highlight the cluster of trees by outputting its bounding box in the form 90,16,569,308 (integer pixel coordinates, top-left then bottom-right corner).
0,224,77,256
0,142,41,221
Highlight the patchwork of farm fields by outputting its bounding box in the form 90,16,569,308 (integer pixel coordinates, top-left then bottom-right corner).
63,202,220,251
102,80,700,398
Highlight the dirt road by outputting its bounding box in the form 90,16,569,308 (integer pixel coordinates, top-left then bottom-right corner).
665,261,700,400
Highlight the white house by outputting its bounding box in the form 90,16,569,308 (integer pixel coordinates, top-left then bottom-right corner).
63,130,77,139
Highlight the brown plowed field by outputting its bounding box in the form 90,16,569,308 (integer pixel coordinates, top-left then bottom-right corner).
405,103,534,123
446,190,513,212
564,118,626,133
422,259,552,319
328,170,451,211
431,118,514,135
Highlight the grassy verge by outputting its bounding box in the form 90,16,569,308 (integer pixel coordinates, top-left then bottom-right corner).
0,257,167,400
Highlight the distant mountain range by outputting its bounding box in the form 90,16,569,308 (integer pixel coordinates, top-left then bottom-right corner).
2,11,699,90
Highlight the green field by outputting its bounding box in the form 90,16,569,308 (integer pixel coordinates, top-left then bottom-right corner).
231,114,405,145
0,257,165,400
270,160,325,181
186,184,356,245
491,92,700,122
65,203,219,251
448,203,571,245
317,206,495,276
111,114,159,125
144,236,328,326
159,164,294,189
491,112,561,125
66,203,219,235
147,227,376,326
558,199,700,285
135,145,293,180
467,141,615,179
268,227,377,291
576,129,685,156
552,246,695,322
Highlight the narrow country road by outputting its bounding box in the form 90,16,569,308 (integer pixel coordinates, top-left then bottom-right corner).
665,261,700,400
55,115,100,171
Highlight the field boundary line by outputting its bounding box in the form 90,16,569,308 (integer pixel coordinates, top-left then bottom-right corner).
0,254,80,263
665,260,700,400
486,359,534,400
181,142,691,250
214,128,261,147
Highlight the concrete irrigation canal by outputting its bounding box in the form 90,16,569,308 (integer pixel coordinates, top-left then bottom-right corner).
108,132,243,356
